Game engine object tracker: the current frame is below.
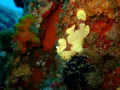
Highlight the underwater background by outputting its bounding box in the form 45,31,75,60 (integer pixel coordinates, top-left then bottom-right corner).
1,0,120,90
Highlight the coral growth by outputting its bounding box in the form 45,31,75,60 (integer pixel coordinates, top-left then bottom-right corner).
41,2,63,52
2,0,120,90
63,54,93,89
12,14,40,54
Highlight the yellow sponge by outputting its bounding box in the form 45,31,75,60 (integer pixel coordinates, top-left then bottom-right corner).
56,10,90,60
116,87,120,90
77,9,86,20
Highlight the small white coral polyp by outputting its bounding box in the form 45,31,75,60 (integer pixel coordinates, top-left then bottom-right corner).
56,10,90,60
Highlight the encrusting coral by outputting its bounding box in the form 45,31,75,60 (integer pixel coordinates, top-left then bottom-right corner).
28,0,63,52
41,2,63,52
2,0,120,90
12,14,40,54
